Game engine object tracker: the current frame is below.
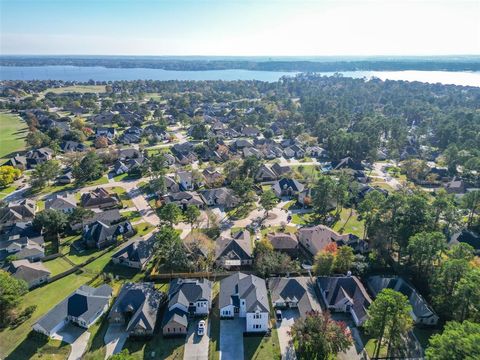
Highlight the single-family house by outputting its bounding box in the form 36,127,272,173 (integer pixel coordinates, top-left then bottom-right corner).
0,199,36,229
45,194,77,213
111,239,154,269
298,225,363,256
83,220,134,249
367,276,439,326
266,232,299,257
219,272,269,333
109,282,163,337
272,178,305,198
80,188,119,209
199,188,239,208
255,164,278,182
163,192,205,210
33,285,112,337
8,259,51,289
215,231,253,269
317,276,372,326
268,277,321,317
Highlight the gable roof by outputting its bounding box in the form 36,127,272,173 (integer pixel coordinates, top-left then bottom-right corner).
273,178,305,194
267,232,298,250
45,194,77,211
112,239,154,265
219,272,269,313
268,277,321,317
168,279,212,309
10,259,50,284
216,231,252,262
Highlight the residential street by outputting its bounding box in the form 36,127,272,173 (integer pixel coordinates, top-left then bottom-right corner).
184,319,210,360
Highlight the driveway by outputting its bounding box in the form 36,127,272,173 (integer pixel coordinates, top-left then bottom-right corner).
331,314,368,360
184,319,210,360
51,323,91,360
276,309,299,360
104,323,129,359
220,318,245,360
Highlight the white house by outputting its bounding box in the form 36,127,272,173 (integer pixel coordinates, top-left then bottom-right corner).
219,272,269,333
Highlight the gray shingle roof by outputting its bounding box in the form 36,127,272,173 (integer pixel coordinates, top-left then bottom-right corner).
220,272,269,313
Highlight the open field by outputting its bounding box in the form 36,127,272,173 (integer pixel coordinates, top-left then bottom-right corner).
332,208,365,238
42,85,106,95
0,112,28,162
43,256,74,275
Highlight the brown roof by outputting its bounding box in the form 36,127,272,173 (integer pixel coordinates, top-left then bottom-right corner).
267,232,298,250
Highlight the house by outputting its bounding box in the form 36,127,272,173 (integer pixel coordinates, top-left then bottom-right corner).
45,194,77,213
306,146,327,158
317,276,372,326
109,282,163,337
367,276,439,326
118,148,142,160
266,232,299,257
56,171,73,185
298,225,364,256
8,259,51,289
232,139,253,151
255,164,278,182
284,144,305,159
199,188,239,208
96,127,116,139
0,223,45,261
219,272,269,333
271,163,291,178
272,178,305,198
268,277,321,317
448,229,480,255
3,155,28,170
177,171,204,191
80,188,119,209
202,168,224,187
164,176,180,193
70,208,122,231
113,157,146,176
215,231,253,269
162,278,212,336
163,192,205,210
444,179,466,194
241,126,260,137
243,147,263,159
83,220,134,249
33,284,112,337
331,157,364,171
60,141,87,153
24,147,54,168
111,239,154,269
0,199,36,229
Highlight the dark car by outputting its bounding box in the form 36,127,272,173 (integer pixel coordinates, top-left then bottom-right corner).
276,310,282,322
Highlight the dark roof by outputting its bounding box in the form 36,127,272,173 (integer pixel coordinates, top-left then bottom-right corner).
219,272,269,313
216,231,252,262
168,279,212,309
268,277,321,317
267,233,298,250
112,239,154,264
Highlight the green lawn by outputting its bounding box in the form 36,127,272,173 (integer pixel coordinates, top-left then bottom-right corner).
291,212,315,225
364,338,388,358
332,208,365,238
43,256,74,276
121,210,142,222
109,186,135,208
5,334,71,360
0,184,17,199
33,175,109,197
243,327,281,360
133,222,156,237
41,85,106,95
0,272,93,359
0,112,28,162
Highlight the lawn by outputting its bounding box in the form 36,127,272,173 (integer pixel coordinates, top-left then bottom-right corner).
5,334,71,360
43,256,74,276
364,338,388,358
243,327,281,360
121,210,142,222
109,186,135,208
332,208,365,238
0,112,28,162
209,282,221,360
291,212,316,225
42,85,106,95
133,222,156,237
0,184,17,199
33,175,109,197
0,272,93,359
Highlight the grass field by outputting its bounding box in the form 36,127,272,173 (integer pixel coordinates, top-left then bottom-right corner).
332,208,365,238
121,210,142,222
133,222,156,237
243,328,281,360
109,186,135,208
42,85,106,95
0,112,28,162
43,256,74,276
0,184,17,199
0,272,93,359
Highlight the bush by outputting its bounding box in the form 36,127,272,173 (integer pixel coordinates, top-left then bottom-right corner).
9,305,37,329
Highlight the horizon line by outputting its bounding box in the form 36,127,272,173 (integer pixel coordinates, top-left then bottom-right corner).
2,54,480,58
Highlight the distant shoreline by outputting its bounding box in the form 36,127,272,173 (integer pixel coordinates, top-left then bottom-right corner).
1,55,480,72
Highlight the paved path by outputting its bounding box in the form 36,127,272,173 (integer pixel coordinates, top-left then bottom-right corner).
51,324,91,360
104,324,129,359
219,318,245,360
371,162,402,190
184,319,210,360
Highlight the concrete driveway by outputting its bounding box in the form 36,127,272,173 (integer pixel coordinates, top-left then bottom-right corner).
104,323,129,359
276,309,299,360
184,319,210,360
331,314,368,360
51,323,91,360
220,318,245,360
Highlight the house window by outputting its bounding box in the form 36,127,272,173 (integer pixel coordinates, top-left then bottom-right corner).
254,313,261,319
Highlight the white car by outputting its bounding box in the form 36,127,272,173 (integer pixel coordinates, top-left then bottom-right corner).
197,320,206,336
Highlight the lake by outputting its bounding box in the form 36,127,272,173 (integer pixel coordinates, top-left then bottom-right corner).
1,66,480,87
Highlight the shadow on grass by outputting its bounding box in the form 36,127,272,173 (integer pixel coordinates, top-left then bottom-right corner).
5,331,70,360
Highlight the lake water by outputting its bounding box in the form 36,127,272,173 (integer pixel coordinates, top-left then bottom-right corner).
1,66,480,87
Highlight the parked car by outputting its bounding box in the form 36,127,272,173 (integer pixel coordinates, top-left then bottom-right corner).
276,310,282,322
197,320,206,336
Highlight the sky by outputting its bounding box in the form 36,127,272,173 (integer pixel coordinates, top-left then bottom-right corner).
1,0,479,56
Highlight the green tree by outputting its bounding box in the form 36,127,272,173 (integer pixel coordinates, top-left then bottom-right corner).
259,189,278,217
452,268,480,322
0,165,21,188
364,288,413,359
314,251,335,276
30,160,61,189
312,175,336,222
425,321,480,360
109,349,134,360
334,246,355,273
72,151,105,184
461,190,479,228
158,203,182,226
154,226,189,271
407,231,446,275
185,205,201,230
33,209,68,252
358,190,386,239
290,310,352,360
0,269,28,327
68,207,94,228
253,239,294,276
231,177,254,202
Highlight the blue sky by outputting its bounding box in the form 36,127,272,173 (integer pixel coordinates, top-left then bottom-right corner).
1,0,479,55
